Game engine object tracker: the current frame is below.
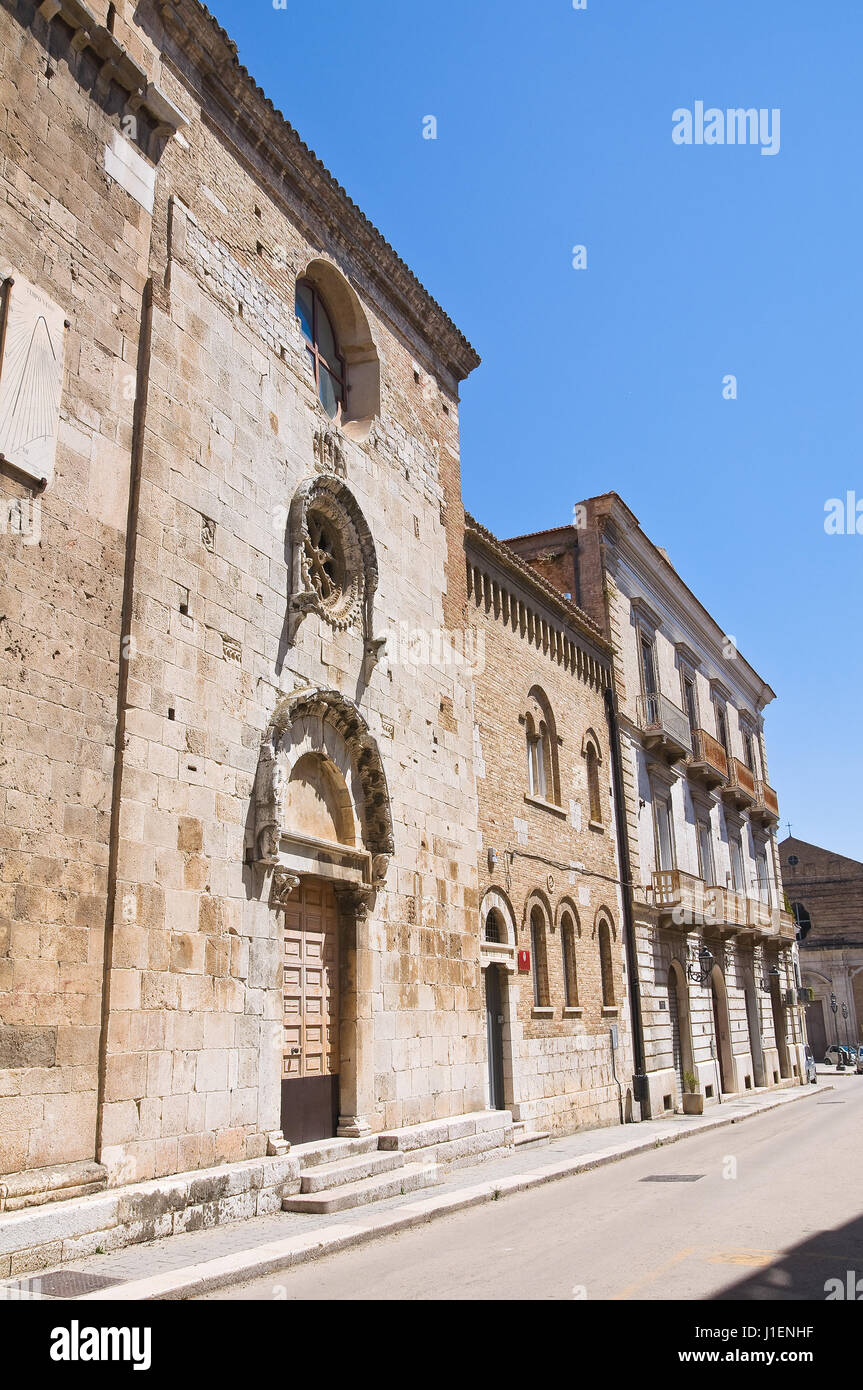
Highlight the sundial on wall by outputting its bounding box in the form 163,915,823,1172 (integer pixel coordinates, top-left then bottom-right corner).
0,272,66,487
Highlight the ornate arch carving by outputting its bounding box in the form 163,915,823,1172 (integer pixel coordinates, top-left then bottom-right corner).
254,688,394,887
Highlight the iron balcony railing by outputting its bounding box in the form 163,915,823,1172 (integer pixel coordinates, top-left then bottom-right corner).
721,757,756,808
688,728,728,784
637,693,692,758
752,779,780,826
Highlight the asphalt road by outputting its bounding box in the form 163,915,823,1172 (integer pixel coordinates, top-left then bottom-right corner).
202,1081,863,1300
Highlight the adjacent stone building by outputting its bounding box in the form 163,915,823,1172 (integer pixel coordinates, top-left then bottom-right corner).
780,836,863,1059
466,516,632,1135
507,494,806,1116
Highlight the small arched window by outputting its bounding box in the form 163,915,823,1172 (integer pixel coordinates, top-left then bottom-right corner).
296,280,346,420
561,911,579,1007
526,716,548,800
530,905,550,1007
598,916,615,1007
484,907,504,944
524,687,561,805
586,742,602,825
791,902,812,942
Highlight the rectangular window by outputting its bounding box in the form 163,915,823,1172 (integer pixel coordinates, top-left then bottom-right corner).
654,794,675,872
683,675,698,733
640,637,658,697
715,701,729,756
697,821,715,885
756,850,771,905
730,837,745,893
743,730,757,774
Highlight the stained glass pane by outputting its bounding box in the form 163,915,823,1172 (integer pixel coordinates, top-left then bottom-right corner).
295,283,314,342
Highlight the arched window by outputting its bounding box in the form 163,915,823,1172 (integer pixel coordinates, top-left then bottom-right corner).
791,902,812,942
526,715,548,800
586,741,602,825
530,905,550,1007
484,907,504,944
598,916,615,1007
560,911,579,1007
523,687,561,805
296,280,346,420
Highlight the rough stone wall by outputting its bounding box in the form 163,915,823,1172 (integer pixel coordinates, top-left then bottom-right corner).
0,2,154,1178
467,540,631,1133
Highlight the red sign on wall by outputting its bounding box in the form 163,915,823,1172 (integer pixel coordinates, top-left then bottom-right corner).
518,949,531,973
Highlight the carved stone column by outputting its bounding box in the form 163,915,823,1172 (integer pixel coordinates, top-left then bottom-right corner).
334,883,376,1137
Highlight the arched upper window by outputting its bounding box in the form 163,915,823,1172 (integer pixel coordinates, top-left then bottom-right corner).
560,910,579,1007
296,280,346,420
791,902,812,942
598,915,615,1007
530,905,550,1007
584,735,602,825
523,687,561,805
484,907,504,944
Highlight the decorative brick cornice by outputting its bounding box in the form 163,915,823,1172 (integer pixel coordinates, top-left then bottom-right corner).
465,513,610,653
154,0,480,386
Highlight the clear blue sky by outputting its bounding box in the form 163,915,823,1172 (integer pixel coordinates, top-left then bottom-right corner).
210,0,862,861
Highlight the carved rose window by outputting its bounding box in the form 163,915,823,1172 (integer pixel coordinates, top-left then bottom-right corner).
305,510,344,606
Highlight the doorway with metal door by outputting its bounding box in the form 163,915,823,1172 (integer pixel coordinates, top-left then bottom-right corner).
485,964,506,1110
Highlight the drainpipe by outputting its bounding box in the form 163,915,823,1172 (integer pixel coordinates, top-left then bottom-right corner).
604,685,650,1119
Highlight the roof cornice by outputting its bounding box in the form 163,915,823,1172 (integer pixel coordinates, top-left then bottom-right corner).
154,0,480,385
465,514,610,654
591,494,776,708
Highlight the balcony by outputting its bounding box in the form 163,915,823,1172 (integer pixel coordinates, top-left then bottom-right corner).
637,693,692,765
746,895,776,936
704,885,748,931
778,909,797,942
647,869,703,927
687,729,728,789
719,757,757,811
751,779,780,828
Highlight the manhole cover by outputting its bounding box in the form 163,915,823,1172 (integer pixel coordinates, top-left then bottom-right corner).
3,1270,123,1298
641,1174,704,1183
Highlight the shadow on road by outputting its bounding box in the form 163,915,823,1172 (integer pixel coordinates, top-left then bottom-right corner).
711,1212,863,1300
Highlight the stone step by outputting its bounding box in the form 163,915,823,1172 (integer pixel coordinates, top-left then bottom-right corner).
289,1135,379,1171
300,1150,405,1193
377,1110,512,1153
513,1129,551,1150
283,1161,438,1215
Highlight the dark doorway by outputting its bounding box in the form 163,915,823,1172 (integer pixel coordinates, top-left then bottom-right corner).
770,974,792,1078
485,965,506,1110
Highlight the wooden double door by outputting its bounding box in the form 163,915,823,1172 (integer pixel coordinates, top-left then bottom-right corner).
281,879,340,1144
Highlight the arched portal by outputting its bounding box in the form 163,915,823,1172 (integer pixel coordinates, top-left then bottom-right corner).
253,689,394,1144
743,971,767,1087
668,960,694,1101
769,969,791,1079
710,966,735,1095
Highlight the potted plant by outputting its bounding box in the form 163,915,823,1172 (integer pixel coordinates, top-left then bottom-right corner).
682,1070,703,1115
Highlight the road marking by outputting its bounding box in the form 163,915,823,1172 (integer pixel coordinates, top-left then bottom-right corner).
611,1247,696,1300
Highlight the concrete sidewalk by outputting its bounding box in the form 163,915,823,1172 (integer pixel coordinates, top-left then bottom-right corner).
1,1082,827,1302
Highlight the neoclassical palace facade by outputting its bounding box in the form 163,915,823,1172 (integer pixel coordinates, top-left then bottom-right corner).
0,0,801,1224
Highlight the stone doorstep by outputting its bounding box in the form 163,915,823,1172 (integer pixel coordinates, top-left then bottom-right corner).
289,1136,378,1171
283,1161,438,1215
0,1161,108,1213
299,1150,405,1194
376,1109,513,1153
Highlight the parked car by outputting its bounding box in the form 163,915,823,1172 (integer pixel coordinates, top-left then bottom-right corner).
804,1045,818,1084
823,1045,855,1067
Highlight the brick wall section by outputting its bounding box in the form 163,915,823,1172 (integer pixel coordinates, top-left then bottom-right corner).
0,4,153,1176
466,524,632,1132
